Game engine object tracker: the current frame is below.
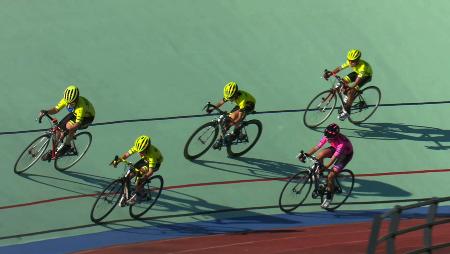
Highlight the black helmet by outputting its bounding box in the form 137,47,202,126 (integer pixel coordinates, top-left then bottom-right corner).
324,123,340,138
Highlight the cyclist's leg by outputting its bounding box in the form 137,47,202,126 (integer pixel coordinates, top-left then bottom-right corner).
316,147,334,170
329,151,354,193
231,102,254,135
136,163,161,200
345,76,372,112
57,113,75,141
342,72,358,111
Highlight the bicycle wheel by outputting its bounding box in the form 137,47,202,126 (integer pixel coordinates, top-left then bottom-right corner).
303,90,337,128
324,169,354,211
348,86,381,124
226,119,262,157
55,132,92,171
183,122,219,160
90,179,124,223
14,134,50,174
129,175,164,219
278,170,312,213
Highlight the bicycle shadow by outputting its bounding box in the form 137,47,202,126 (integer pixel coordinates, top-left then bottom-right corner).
350,177,411,199
100,188,301,235
346,122,450,150
191,157,306,179
16,170,114,195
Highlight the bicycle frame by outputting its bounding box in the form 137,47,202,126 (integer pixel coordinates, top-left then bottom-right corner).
39,113,65,160
205,102,230,134
325,71,369,112
113,157,148,203
322,73,348,110
299,151,344,198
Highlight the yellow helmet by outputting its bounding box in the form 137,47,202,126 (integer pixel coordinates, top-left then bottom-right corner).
347,49,361,61
223,82,238,100
134,135,151,152
64,85,79,103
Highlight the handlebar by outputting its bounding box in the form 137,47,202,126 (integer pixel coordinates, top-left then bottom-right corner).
203,102,227,115
297,150,319,163
38,112,58,124
323,69,344,84
111,155,142,175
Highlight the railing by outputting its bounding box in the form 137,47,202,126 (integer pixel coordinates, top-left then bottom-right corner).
367,196,450,254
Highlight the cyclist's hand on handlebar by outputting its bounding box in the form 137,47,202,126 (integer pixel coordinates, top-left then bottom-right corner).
297,151,307,163
206,108,213,114
39,110,48,117
323,71,333,80
111,157,123,168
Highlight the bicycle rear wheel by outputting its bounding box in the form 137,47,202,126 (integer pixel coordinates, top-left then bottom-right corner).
55,132,92,171
323,169,354,211
278,170,312,213
14,134,50,174
90,179,124,223
348,86,381,124
226,119,262,157
129,175,164,219
303,90,337,128
183,122,219,160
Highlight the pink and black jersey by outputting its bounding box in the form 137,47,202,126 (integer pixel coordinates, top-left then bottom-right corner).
316,134,353,158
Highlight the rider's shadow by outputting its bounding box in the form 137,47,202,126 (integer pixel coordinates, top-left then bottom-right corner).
350,177,411,199
346,122,450,150
16,170,113,195
192,157,305,179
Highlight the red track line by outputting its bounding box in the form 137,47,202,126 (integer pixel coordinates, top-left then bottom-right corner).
2,168,449,210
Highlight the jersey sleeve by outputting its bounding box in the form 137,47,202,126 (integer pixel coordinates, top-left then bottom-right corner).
55,98,67,111
340,61,350,69
316,136,328,149
127,146,137,155
74,107,84,123
147,147,163,168
333,143,344,158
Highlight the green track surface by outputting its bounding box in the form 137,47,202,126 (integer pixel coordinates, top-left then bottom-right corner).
1,0,450,247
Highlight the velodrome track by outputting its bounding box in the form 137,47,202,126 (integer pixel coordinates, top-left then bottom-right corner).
1,1,449,253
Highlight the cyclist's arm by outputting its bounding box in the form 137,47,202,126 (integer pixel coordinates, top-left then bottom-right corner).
324,156,337,170
41,107,60,116
215,99,226,108
305,146,319,156
350,76,363,88
331,66,342,75
120,151,131,161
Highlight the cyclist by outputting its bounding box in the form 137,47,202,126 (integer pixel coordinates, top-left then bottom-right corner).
40,85,95,161
323,49,373,120
112,135,163,206
298,123,353,209
207,81,256,148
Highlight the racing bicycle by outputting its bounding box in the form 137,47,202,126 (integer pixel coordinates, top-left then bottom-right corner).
278,151,355,212
303,70,381,128
90,156,164,223
13,112,92,174
183,102,262,160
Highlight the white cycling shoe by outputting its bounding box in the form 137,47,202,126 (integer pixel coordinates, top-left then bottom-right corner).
338,110,349,121
321,198,332,209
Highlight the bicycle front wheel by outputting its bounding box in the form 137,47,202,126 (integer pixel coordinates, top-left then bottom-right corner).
323,169,355,211
14,134,50,174
303,90,337,128
55,132,92,171
183,122,219,160
348,86,381,124
278,170,312,213
226,119,262,157
90,179,124,223
129,175,164,219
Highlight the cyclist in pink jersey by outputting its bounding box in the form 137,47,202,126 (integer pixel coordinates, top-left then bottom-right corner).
299,123,354,208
